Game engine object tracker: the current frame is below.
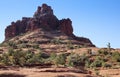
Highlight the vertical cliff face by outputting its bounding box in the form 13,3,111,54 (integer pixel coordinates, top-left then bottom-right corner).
5,18,29,39
4,4,95,47
59,18,73,36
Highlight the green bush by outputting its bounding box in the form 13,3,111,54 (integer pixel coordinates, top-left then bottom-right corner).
8,48,14,56
102,63,111,68
10,50,26,66
67,53,87,67
28,52,44,64
85,59,91,68
98,49,109,55
87,49,92,55
90,60,102,68
51,38,62,44
45,52,57,64
25,51,34,59
90,56,105,68
1,53,11,65
7,41,17,48
67,41,74,49
24,51,34,64
50,52,56,60
54,53,66,66
0,49,51,66
32,44,39,49
67,44,74,49
1,49,27,66
19,44,27,48
26,55,40,64
112,51,120,62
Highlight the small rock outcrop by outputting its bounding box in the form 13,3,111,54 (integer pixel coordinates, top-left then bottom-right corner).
5,17,30,38
5,3,95,47
59,18,73,36
33,4,59,30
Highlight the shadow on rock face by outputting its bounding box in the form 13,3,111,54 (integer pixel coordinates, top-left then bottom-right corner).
84,75,95,77
0,73,26,77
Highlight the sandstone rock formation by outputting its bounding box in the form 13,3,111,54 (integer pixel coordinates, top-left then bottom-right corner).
5,4,59,39
5,3,95,47
59,18,73,36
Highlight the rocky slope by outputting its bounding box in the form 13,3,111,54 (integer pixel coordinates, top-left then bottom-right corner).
4,4,95,47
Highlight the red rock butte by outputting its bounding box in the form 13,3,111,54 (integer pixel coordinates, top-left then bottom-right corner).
5,4,95,47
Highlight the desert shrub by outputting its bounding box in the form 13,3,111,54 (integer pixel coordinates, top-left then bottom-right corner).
50,52,57,59
1,53,11,65
85,59,91,68
0,49,51,66
26,51,49,64
66,53,76,67
46,52,57,64
87,49,92,55
67,41,74,49
26,55,40,64
104,54,111,61
90,56,105,68
25,51,34,59
24,51,34,64
98,49,109,55
67,44,74,49
102,62,112,68
51,38,62,44
7,41,14,46
75,45,82,49
18,40,28,44
7,41,17,49
67,53,87,67
90,60,103,68
54,53,66,66
27,52,42,64
112,51,120,62
9,50,26,66
8,48,14,56
19,44,28,48
1,49,27,66
49,52,57,61
32,44,39,49
17,40,23,44
0,48,15,65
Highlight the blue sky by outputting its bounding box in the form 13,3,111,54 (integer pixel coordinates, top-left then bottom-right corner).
0,0,120,48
